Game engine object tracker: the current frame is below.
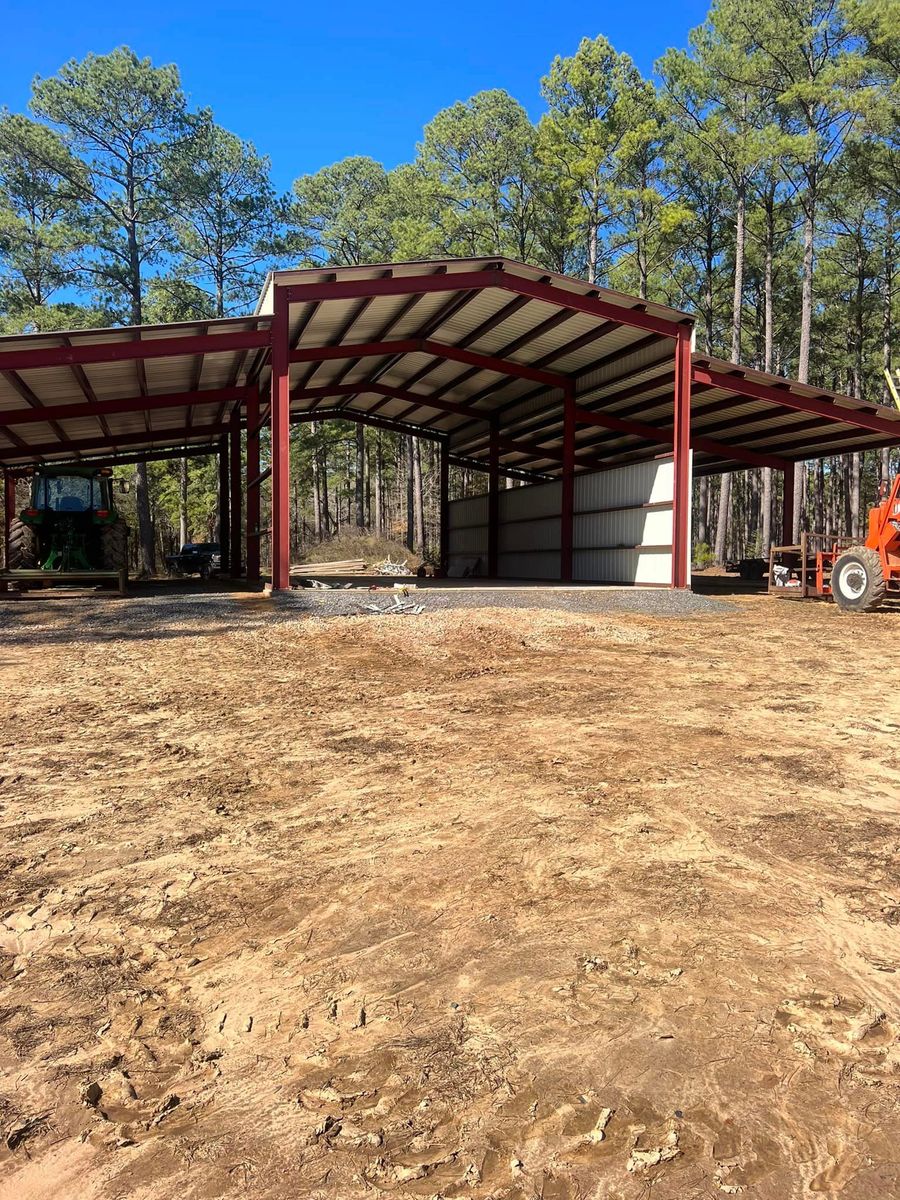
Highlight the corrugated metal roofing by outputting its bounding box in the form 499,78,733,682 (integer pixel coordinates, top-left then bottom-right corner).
0,257,898,473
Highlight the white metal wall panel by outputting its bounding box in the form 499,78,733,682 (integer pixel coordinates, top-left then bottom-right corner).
573,548,672,585
499,479,562,520
448,495,489,528
574,457,674,510
497,551,561,579
445,453,686,584
574,506,674,551
499,516,560,553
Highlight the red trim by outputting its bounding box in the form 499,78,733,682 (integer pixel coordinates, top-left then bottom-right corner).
0,329,270,372
270,287,291,590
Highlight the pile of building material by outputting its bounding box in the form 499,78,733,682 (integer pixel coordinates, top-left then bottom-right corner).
372,557,413,576
290,559,366,576
360,596,425,615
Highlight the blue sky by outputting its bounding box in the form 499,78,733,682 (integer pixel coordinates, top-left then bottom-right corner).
1,0,709,194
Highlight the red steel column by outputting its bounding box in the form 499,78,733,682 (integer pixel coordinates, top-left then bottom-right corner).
671,327,692,588
246,387,261,581
782,463,795,546
487,422,499,578
270,286,291,590
439,437,450,574
218,436,230,574
561,388,575,582
229,404,243,578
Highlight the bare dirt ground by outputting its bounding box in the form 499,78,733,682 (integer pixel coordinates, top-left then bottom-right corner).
1,589,899,1200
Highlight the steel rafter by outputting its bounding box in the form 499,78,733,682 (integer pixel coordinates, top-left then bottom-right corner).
0,328,271,372
0,386,248,427
0,422,231,464
329,285,485,416
691,366,900,440
283,268,684,338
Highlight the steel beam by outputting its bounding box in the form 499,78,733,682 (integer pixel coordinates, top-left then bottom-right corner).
0,422,231,464
270,287,291,590
0,386,248,427
246,388,261,581
691,366,900,441
0,329,270,373
672,330,692,589
289,337,567,390
284,269,684,338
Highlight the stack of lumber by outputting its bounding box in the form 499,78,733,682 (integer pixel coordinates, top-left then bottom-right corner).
290,558,366,576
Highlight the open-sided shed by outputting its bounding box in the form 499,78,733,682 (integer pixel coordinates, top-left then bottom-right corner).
2,257,900,588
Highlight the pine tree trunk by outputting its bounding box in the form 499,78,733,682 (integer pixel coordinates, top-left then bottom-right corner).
179,458,188,547
355,424,366,528
312,426,322,539
406,437,414,551
793,189,816,542
714,474,731,565
375,433,383,535
412,438,425,557
697,475,709,547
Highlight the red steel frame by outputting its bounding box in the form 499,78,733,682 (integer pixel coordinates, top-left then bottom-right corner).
270,287,291,591
4,265,900,591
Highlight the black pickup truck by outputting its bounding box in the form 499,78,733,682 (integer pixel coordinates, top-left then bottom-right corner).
165,542,222,579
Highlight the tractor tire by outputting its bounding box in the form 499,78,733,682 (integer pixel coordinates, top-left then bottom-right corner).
100,519,129,572
7,517,37,570
831,547,886,613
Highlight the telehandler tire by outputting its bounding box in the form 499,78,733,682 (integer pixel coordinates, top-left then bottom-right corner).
831,547,886,613
7,517,37,570
100,519,129,572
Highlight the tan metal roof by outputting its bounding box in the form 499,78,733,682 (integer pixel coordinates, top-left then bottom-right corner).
0,257,898,474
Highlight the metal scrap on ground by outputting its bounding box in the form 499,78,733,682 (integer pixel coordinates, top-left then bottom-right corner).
361,596,425,616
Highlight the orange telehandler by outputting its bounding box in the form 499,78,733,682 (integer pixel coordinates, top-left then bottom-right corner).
827,475,900,611
769,475,900,612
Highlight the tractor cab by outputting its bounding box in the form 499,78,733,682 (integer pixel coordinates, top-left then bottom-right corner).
10,466,128,574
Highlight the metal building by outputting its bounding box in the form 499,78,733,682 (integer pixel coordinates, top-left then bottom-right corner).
2,257,899,589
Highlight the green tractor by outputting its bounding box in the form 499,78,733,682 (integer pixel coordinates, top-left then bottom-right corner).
8,466,128,577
